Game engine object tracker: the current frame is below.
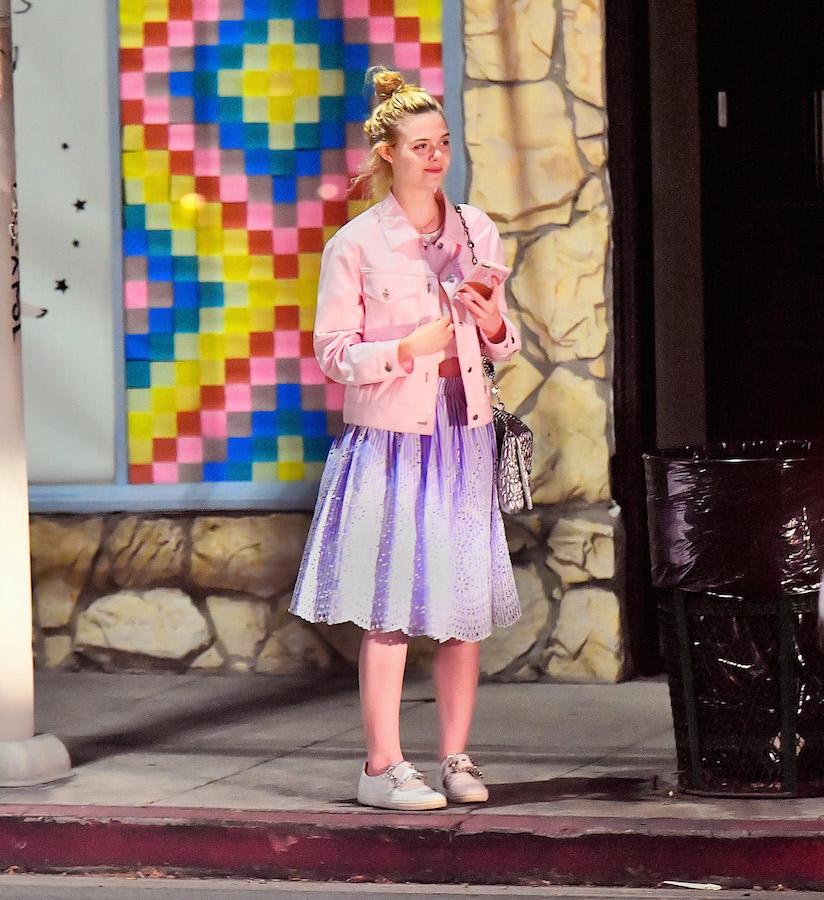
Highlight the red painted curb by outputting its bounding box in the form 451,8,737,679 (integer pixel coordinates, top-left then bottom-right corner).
1,807,824,888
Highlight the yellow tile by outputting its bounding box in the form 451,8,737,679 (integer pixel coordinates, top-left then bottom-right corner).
222,283,247,307
143,174,170,203
294,96,319,123
225,307,251,334
145,150,170,174
128,389,152,413
143,0,169,21
268,44,295,71
171,204,197,231
145,203,171,229
170,175,195,201
243,45,270,71
175,360,200,386
150,361,176,387
218,70,244,97
152,413,178,439
222,230,248,255
293,70,319,96
128,411,154,440
322,226,340,243
199,332,226,360
171,229,197,256
268,96,295,123
174,333,199,360
119,0,145,27
420,17,443,42
318,70,344,96
419,0,442,18
122,126,145,151
196,203,222,229
268,19,294,43
347,199,370,219
243,70,269,97
124,178,145,205
299,305,316,330
120,22,144,49
273,279,299,305
252,462,279,482
196,229,223,255
122,151,146,178
151,387,177,413
175,386,200,411
268,71,293,97
277,436,303,460
128,437,153,465
198,255,224,281
394,0,419,13
223,256,250,282
225,333,250,357
304,462,326,482
278,462,305,481
243,96,270,123
248,256,272,280
249,307,274,331
199,308,225,333
268,123,294,150
294,45,319,69
299,253,322,279
198,358,224,386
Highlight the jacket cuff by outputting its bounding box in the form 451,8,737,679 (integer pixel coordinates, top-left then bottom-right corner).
480,319,520,361
375,340,414,380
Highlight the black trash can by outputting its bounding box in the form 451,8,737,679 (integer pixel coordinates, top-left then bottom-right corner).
644,441,824,797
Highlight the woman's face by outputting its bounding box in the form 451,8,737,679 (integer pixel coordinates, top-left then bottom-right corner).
381,111,451,191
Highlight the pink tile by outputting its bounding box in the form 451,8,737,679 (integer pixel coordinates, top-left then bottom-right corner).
300,357,326,385
120,73,146,101
394,42,421,69
192,0,220,19
421,67,444,96
297,201,323,228
144,96,170,124
346,148,367,174
219,175,248,202
201,410,227,438
143,46,170,73
250,357,276,385
169,124,195,151
274,330,300,358
317,175,348,201
369,16,395,43
152,462,179,484
194,148,221,175
225,383,252,411
167,19,195,47
124,281,148,308
325,382,345,411
272,228,298,253
247,203,274,230
177,437,203,463
343,0,368,14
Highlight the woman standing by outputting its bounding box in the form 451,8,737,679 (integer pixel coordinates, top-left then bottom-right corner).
290,68,522,810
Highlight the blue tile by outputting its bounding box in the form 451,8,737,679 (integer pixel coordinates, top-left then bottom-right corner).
193,45,220,71
199,283,225,307
169,71,194,96
252,436,277,461
148,256,173,281
345,96,369,121
319,120,346,149
174,308,199,333
303,435,332,462
203,462,227,481
319,42,344,69
293,19,318,44
295,149,321,175
125,334,150,360
344,69,365,96
226,437,253,462
149,308,174,333
126,360,151,389
218,20,244,45
294,124,320,150
302,410,328,436
219,122,246,149
244,0,270,17
173,282,199,308
225,462,253,481
273,176,297,203
344,44,369,71
292,0,317,19
123,229,148,256
148,333,175,361
218,97,244,121
271,150,296,175
147,230,172,255
194,96,219,123
277,383,301,409
173,256,199,280
245,148,273,175
268,0,295,17
124,205,146,229
276,409,302,434
218,45,244,69
319,96,346,122
243,19,269,44
245,123,269,148
251,410,278,436
317,18,343,44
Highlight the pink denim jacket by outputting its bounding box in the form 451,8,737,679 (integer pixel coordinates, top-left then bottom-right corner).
313,192,521,435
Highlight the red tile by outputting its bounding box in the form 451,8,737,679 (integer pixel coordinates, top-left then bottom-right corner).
129,464,154,484
370,0,394,14
250,332,274,356
195,175,220,201
300,331,314,356
120,49,144,73
144,125,169,149
200,385,225,409
153,437,177,462
121,100,145,126
275,306,299,329
298,228,324,253
274,255,299,279
222,203,247,228
394,17,419,41
225,358,250,383
170,151,194,175
421,43,442,66
177,411,201,436
248,231,273,254
144,22,168,46
169,0,193,17
323,201,348,226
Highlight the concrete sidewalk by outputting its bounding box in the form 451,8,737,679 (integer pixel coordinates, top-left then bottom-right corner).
1,672,824,888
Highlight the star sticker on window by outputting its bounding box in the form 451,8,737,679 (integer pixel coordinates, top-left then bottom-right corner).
55,279,68,293
71,240,80,248
61,142,69,150
73,199,86,211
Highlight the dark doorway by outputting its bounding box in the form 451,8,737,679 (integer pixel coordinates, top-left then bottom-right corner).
698,0,824,441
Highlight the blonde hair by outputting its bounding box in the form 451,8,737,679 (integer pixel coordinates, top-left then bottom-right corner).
351,67,445,200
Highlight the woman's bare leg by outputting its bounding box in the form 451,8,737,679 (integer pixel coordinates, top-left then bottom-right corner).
359,629,409,774
433,638,481,758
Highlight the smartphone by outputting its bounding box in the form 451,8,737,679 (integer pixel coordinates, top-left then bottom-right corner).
458,259,511,300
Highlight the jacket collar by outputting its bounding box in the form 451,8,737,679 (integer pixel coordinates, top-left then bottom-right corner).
375,190,467,255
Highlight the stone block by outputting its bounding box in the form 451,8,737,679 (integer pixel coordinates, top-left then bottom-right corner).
579,136,606,170
74,588,210,661
511,206,609,363
191,645,225,670
504,513,543,554
191,514,311,599
495,353,545,415
206,595,269,661
525,367,611,505
562,0,605,107
465,0,556,82
255,618,333,675
546,517,615,584
94,516,185,589
465,81,585,232
30,517,103,629
481,564,549,677
576,176,605,212
573,99,606,138
41,635,75,670
548,586,623,682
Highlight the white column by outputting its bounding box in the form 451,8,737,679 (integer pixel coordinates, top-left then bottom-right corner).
0,0,69,786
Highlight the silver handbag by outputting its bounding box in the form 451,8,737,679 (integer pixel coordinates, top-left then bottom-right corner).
483,357,534,514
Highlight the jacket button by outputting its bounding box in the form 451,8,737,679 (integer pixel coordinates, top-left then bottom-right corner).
437,242,443,249
384,362,392,372
510,336,515,343
472,414,479,421
467,366,472,373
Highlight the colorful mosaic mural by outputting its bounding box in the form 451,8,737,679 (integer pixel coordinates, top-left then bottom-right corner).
119,0,443,484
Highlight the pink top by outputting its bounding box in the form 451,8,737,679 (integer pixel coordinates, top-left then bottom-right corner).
313,191,521,436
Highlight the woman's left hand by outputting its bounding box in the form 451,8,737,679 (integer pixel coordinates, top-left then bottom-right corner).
455,282,505,340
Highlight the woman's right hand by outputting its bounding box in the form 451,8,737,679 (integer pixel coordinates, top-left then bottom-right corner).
398,317,455,366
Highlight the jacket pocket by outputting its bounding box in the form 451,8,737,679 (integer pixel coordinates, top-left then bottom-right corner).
361,271,424,305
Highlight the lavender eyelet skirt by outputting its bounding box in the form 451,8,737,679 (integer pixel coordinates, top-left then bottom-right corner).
289,376,521,643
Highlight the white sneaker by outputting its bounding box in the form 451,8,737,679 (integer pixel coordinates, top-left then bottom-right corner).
436,753,489,803
357,760,447,811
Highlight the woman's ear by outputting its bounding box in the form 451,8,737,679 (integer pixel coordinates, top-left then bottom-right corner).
376,142,393,165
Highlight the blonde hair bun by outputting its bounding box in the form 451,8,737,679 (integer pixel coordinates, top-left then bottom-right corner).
370,67,406,101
